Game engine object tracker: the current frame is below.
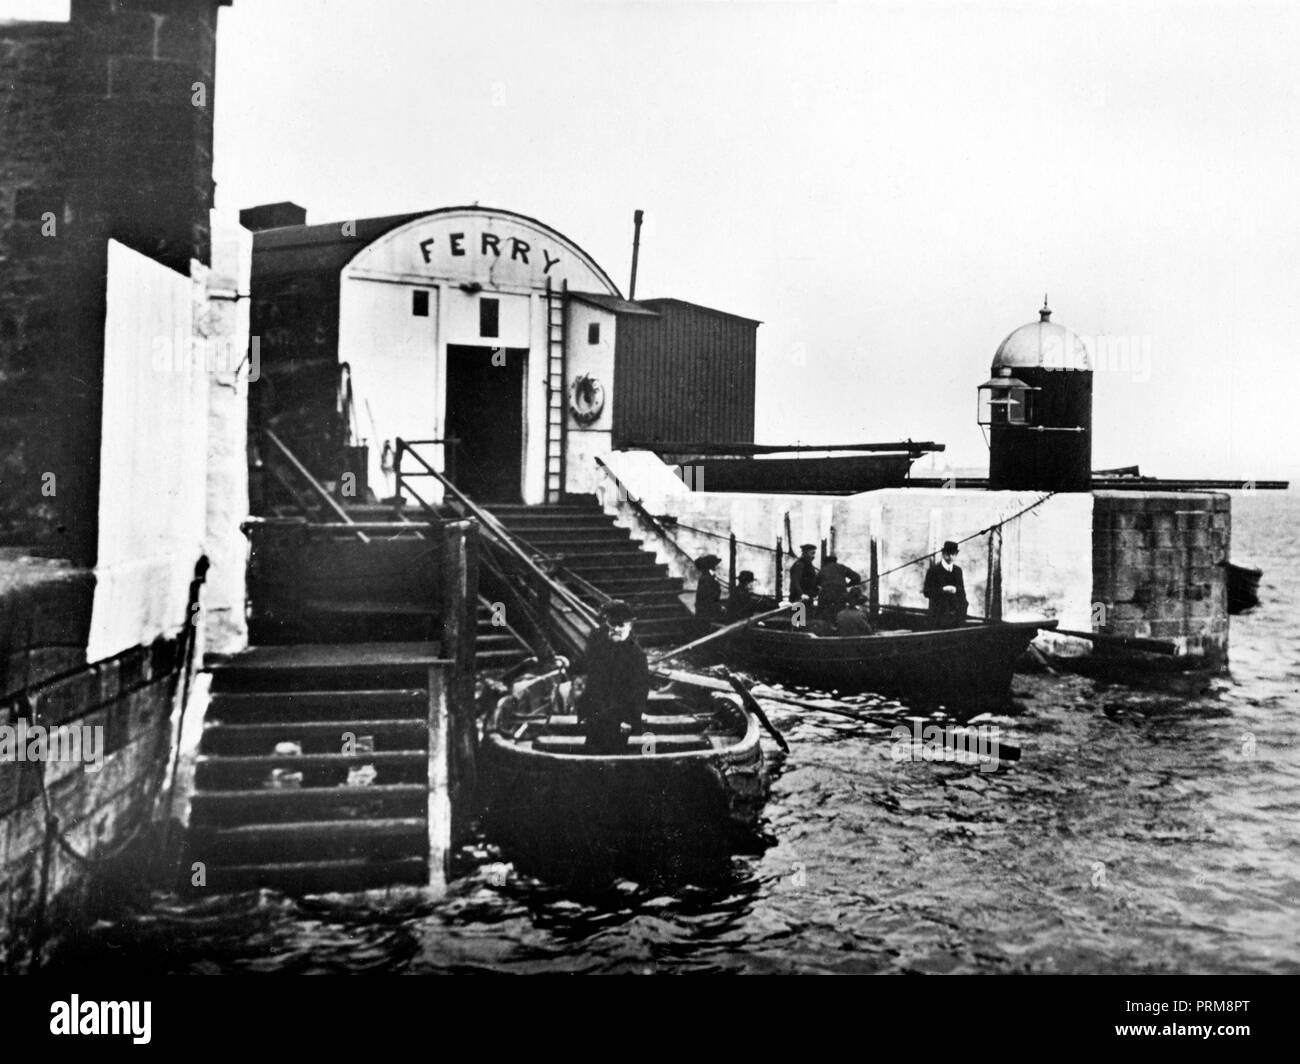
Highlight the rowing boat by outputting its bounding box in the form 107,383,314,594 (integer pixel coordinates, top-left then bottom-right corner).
717,608,1056,707
478,666,769,879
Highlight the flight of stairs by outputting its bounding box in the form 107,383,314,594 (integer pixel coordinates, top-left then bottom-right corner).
189,644,437,893
254,513,532,671
485,496,698,650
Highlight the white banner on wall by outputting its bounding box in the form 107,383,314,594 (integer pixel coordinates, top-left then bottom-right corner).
87,240,209,662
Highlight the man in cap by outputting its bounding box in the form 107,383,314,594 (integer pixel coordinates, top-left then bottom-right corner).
572,599,649,754
923,540,968,627
694,554,724,622
788,544,819,606
816,553,862,622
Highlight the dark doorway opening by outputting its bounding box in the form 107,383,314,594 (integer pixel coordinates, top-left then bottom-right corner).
445,344,527,502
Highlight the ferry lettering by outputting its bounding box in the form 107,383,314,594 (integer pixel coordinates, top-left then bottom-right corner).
419,238,435,263
542,248,560,273
510,237,530,263
482,232,500,256
449,232,466,256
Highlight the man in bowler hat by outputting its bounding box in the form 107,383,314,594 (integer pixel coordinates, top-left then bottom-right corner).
923,540,968,627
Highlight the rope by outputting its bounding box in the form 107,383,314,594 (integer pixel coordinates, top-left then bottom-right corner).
629,490,1059,598
23,568,207,871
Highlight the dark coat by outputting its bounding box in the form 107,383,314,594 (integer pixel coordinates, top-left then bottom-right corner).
789,557,819,601
695,570,723,620
923,561,968,626
817,560,861,613
574,628,650,740
835,605,875,636
728,585,769,619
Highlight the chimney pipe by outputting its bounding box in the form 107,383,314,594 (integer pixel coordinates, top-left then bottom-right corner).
628,209,644,300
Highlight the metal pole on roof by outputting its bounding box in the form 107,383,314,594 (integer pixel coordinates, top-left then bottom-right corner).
629,209,644,299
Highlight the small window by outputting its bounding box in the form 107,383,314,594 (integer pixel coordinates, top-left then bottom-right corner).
587,322,600,344
480,297,499,338
412,289,429,316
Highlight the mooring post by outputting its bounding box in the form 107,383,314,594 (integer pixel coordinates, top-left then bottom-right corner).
426,664,449,892
985,527,1003,622
775,539,783,601
728,533,737,599
869,534,880,623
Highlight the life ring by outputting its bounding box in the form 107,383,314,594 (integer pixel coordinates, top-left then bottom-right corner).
569,374,606,426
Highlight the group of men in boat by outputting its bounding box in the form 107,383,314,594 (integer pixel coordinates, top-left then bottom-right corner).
563,540,969,753
692,539,969,633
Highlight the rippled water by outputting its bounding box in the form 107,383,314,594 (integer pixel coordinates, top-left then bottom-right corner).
50,492,1300,974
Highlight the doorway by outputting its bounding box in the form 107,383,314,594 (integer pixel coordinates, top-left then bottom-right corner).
444,344,527,502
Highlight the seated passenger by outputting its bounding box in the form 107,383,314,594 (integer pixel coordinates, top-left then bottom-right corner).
727,570,770,618
835,586,875,636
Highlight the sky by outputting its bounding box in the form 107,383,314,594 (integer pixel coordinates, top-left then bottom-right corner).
202,0,1300,481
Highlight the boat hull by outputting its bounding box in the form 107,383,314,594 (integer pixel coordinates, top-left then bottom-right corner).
723,613,1054,707
478,682,768,880
1227,563,1262,614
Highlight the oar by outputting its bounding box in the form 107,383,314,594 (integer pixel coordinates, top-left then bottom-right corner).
719,667,790,753
658,667,1019,762
650,602,795,665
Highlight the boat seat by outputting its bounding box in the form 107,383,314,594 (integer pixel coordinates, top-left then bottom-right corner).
544,714,705,735
531,734,711,755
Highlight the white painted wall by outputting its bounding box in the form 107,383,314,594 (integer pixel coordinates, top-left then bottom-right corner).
597,449,1094,644
337,209,623,507
564,302,616,495
339,279,441,501
89,240,209,661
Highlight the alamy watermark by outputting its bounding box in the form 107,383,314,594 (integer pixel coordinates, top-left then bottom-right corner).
0,719,104,773
890,721,1003,773
151,332,261,381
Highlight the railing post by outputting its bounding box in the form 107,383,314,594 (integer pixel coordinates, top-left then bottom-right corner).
728,533,737,600
426,664,449,892
438,519,477,858
985,527,1003,622
869,534,880,623
775,539,783,601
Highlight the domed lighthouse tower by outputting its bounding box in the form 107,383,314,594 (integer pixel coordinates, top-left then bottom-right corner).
978,298,1093,491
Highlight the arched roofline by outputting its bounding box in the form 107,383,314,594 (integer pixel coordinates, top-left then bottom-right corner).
341,204,622,297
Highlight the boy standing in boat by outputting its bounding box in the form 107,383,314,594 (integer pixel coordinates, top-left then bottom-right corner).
923,540,968,627
571,600,650,754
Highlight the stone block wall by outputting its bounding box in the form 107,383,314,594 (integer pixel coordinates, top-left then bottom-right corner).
1091,491,1230,667
0,0,224,561
0,634,185,972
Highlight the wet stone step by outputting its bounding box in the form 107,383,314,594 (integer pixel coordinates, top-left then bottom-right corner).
195,856,428,895
195,751,427,790
206,690,428,723
189,784,427,826
187,817,427,864
200,719,427,756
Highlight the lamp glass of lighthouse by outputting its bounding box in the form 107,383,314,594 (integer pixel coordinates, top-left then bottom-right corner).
977,370,1034,427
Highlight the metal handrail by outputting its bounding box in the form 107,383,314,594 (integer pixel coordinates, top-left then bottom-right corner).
394,439,600,631
264,429,369,542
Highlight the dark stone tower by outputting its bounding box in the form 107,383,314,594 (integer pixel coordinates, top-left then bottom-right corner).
981,300,1093,492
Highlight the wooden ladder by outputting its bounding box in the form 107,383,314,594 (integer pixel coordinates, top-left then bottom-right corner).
544,277,568,504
